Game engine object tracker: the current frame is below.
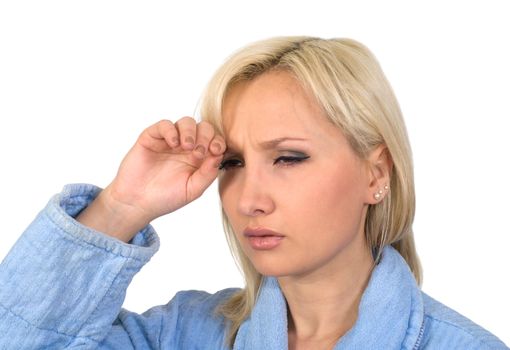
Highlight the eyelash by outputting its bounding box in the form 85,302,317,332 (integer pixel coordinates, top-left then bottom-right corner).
219,155,310,171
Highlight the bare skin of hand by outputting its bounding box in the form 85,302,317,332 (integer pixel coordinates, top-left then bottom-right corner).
76,117,226,242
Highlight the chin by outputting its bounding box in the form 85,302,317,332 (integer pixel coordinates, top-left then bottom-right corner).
250,258,302,278
251,263,284,277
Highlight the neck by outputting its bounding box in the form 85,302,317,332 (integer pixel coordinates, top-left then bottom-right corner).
278,241,374,344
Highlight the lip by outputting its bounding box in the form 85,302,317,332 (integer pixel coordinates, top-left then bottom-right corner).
243,227,284,237
243,227,285,250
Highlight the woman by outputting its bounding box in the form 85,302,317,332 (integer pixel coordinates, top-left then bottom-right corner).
0,37,507,349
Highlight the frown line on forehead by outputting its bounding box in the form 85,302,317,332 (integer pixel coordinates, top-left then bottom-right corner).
225,136,309,154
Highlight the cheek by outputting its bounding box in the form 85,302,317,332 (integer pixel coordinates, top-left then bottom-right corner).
318,170,361,208
295,163,366,235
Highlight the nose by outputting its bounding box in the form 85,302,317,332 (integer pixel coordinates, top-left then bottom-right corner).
237,168,275,217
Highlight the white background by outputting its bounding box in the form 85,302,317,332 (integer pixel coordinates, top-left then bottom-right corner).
0,0,508,344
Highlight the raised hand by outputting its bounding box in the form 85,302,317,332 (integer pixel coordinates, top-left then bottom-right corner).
76,117,226,242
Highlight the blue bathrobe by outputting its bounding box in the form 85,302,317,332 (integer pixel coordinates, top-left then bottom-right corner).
0,184,507,349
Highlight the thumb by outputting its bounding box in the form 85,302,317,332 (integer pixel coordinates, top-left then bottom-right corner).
187,154,223,200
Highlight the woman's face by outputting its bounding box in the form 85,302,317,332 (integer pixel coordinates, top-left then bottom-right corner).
219,71,373,278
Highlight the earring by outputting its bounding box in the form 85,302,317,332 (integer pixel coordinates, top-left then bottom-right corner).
374,184,389,201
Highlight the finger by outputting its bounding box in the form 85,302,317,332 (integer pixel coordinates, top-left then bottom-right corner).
192,121,215,159
187,154,223,200
208,134,226,156
140,120,179,152
175,116,197,151
151,120,180,147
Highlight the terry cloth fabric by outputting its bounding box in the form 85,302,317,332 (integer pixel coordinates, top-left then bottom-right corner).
0,184,507,349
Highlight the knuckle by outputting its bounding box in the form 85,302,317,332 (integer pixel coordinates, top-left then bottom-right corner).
159,118,172,125
176,117,197,133
178,116,196,124
198,121,215,136
199,120,213,129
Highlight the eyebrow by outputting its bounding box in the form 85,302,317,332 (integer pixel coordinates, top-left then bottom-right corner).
225,137,308,154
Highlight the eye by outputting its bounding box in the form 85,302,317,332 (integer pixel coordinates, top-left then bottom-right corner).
219,154,310,171
273,155,310,166
218,158,242,171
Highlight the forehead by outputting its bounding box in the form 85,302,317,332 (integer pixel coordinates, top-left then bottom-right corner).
222,71,339,146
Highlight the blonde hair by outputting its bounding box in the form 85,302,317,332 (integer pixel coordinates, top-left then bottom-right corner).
199,36,421,348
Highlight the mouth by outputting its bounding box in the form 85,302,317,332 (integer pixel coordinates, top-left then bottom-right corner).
243,226,284,237
243,227,285,250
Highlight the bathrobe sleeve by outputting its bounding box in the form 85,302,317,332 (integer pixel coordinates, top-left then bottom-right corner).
0,184,235,349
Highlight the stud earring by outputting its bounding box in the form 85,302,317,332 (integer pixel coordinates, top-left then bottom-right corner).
374,184,389,201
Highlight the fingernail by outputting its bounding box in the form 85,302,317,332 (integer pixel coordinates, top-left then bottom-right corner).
185,136,194,145
195,145,205,155
212,142,221,153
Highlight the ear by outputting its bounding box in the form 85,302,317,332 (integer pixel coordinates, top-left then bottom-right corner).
365,145,393,204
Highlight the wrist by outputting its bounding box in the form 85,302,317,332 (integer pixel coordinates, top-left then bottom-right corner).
76,185,150,242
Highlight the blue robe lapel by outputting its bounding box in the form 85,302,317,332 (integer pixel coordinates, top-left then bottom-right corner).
233,277,288,350
234,247,424,350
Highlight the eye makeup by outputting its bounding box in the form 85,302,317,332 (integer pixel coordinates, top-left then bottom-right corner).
218,151,310,171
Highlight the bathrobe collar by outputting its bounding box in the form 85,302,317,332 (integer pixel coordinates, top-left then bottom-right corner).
233,246,424,350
